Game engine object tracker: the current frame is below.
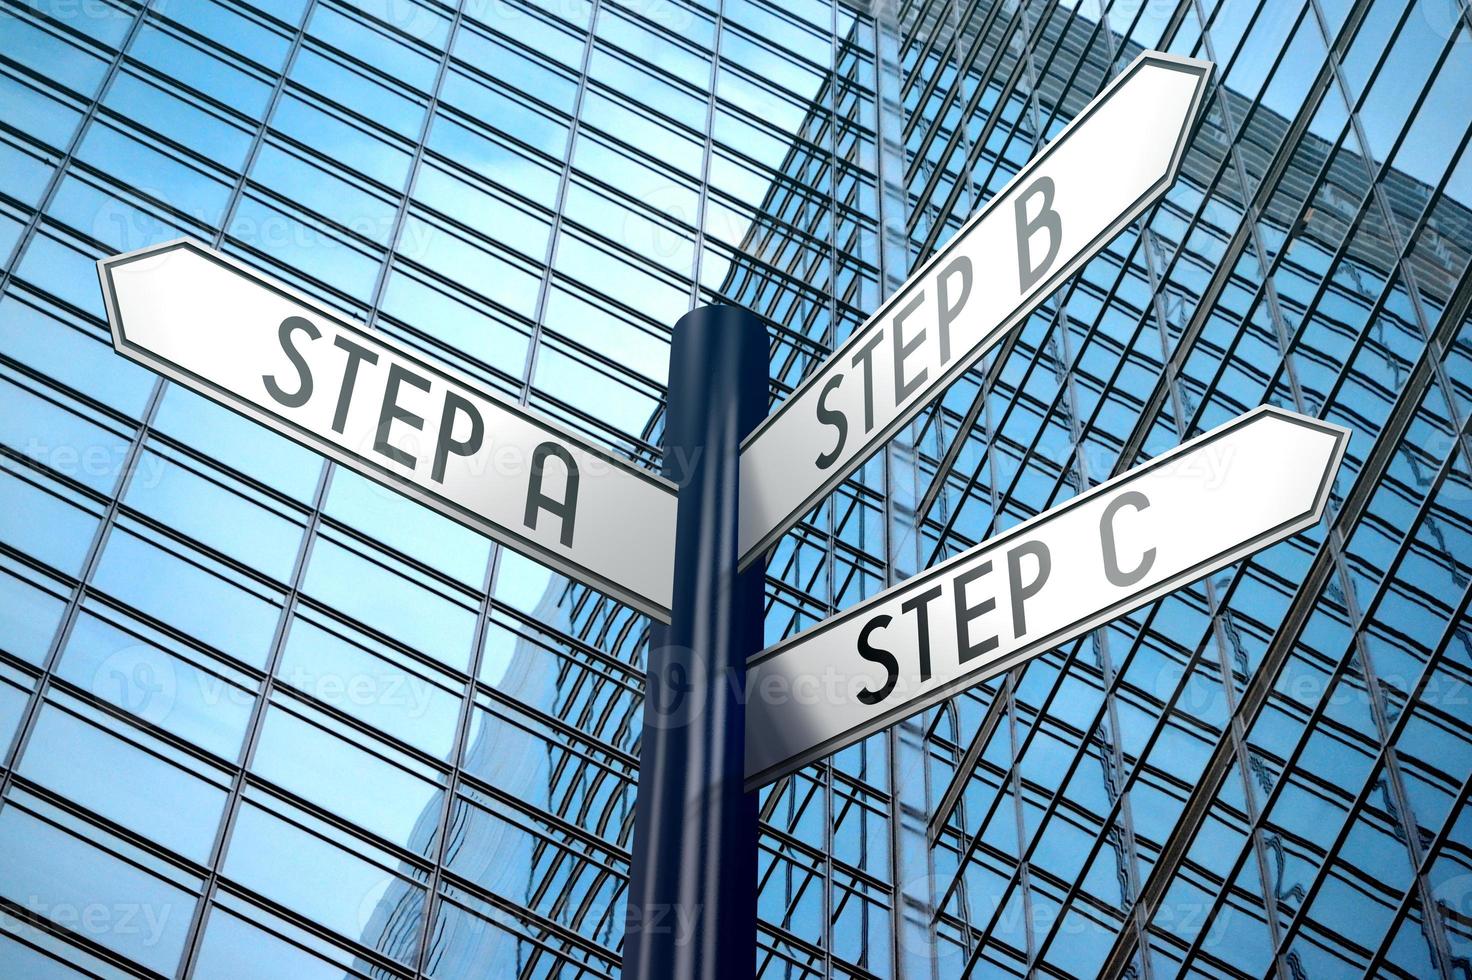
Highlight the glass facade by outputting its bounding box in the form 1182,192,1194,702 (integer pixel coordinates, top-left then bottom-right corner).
0,0,1468,976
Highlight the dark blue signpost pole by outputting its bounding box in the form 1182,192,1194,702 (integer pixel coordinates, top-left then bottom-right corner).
623,306,766,979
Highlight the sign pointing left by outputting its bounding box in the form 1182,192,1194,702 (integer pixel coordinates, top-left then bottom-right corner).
98,239,678,622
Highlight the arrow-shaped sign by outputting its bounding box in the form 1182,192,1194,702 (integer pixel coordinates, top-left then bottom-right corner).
744,407,1348,790
737,51,1213,567
98,240,678,621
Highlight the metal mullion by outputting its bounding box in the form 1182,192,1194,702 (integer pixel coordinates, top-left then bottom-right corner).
952,623,1184,959
363,0,509,331
266,675,455,777
150,3,398,973
1361,766,1472,977
761,819,895,896
431,94,563,167
913,11,1192,534
1325,27,1472,470
945,346,1073,523
469,685,640,776
499,0,605,431
838,5,887,969
0,0,163,853
758,918,831,973
314,0,448,55
959,0,1101,203
1014,1,1145,171
0,2,153,304
1201,559,1472,975
1179,0,1457,445
894,0,953,121
0,896,160,979
897,0,1008,168
1198,580,1472,976
454,769,632,865
0,325,151,432
173,466,337,979
117,431,308,521
146,3,301,79
1255,117,1472,474
918,326,1069,554
308,522,479,607
914,0,1074,254
60,125,238,217
1156,0,1329,446
938,724,1061,926
1168,5,1310,936
1029,598,1305,969
1000,246,1174,519
1193,7,1353,429
904,1,1035,248
0,441,113,514
1178,165,1408,441
423,859,626,971
293,25,442,103
37,668,246,776
1256,14,1472,971
1108,0,1367,472
113,55,279,140
912,328,1024,528
927,675,1012,843
535,316,669,392
1093,223,1472,979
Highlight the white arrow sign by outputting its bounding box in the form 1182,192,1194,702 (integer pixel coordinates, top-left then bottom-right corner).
744,407,1348,790
738,51,1213,567
98,240,678,622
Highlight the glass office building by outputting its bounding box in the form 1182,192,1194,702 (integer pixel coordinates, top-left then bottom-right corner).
0,0,1469,976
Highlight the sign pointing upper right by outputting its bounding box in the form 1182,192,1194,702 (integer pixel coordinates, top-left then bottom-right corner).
745,407,1349,790
738,52,1214,567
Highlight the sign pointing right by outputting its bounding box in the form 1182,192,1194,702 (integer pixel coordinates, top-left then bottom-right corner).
744,407,1349,791
738,51,1213,568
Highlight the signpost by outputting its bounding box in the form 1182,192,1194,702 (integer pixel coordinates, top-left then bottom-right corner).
90,47,1358,980
97,239,678,622
737,51,1213,567
743,407,1348,790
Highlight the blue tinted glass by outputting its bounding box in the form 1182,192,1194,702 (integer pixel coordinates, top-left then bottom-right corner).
90,528,282,669
123,451,305,581
277,613,463,759
150,385,324,501
55,609,257,760
250,700,443,851
0,566,65,663
0,464,100,575
300,535,477,672
17,701,229,862
191,907,352,980
0,795,199,975
222,799,425,964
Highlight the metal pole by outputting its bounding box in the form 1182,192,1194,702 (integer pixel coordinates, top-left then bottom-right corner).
623,305,766,979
